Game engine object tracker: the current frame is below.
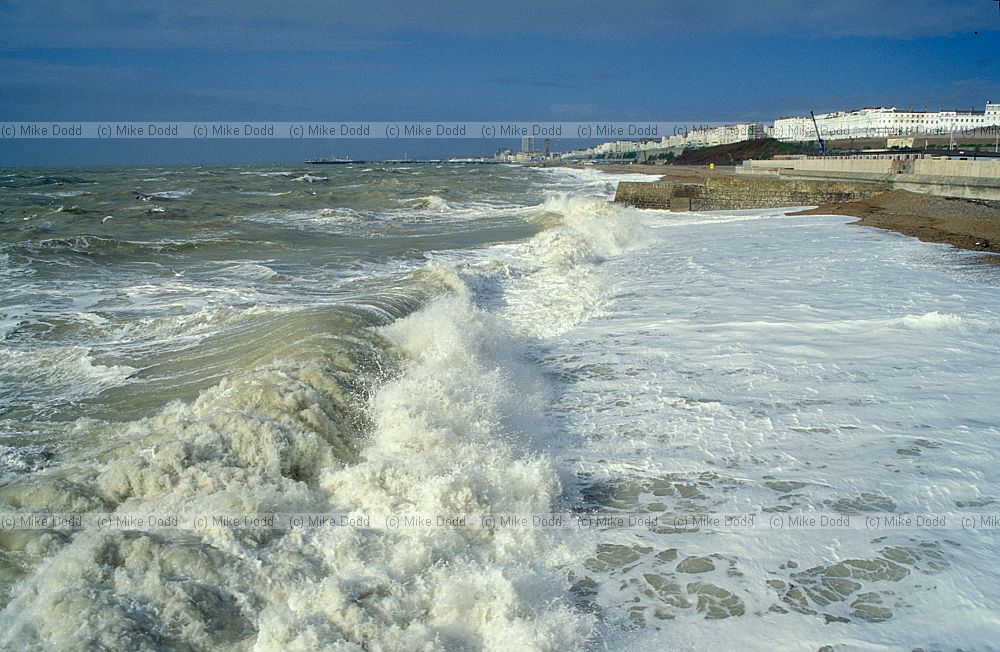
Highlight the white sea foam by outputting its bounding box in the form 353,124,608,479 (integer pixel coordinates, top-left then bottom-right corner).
246,207,369,233
219,262,282,281
146,189,194,199
0,444,53,477
290,174,328,183
404,194,452,211
532,166,656,199
101,304,286,345
453,192,656,338
261,291,591,649
25,190,92,198
0,278,592,649
0,346,136,410
533,208,1000,647
240,171,294,178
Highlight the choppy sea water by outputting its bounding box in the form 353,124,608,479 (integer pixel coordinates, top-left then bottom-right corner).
0,163,998,650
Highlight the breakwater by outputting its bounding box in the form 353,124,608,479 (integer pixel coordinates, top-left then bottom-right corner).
614,176,888,211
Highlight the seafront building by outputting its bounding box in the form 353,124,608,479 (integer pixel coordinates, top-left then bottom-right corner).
556,122,770,161
770,102,1000,142
662,122,769,148
539,101,1000,163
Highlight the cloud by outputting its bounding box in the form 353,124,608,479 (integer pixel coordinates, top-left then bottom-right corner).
0,1,395,51
0,0,995,53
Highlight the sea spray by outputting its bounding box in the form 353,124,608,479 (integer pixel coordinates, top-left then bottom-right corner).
0,249,605,649
259,291,591,649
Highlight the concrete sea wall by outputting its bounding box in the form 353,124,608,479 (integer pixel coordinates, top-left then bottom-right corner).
743,159,895,175
617,157,1000,210
614,177,888,211
738,157,1000,201
913,158,1000,179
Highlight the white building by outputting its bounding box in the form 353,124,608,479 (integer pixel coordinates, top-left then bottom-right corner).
557,121,769,160
772,116,814,141
774,102,1000,142
656,122,767,148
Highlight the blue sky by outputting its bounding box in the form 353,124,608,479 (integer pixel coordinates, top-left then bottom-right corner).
1,0,998,165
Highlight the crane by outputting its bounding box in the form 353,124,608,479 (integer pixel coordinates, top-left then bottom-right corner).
810,111,826,156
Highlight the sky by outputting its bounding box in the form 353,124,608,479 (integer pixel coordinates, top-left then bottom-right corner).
1,0,998,165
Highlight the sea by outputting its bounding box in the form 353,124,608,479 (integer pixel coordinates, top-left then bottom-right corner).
0,163,998,650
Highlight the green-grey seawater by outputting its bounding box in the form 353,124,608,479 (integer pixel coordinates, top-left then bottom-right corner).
0,164,547,425
0,163,634,649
